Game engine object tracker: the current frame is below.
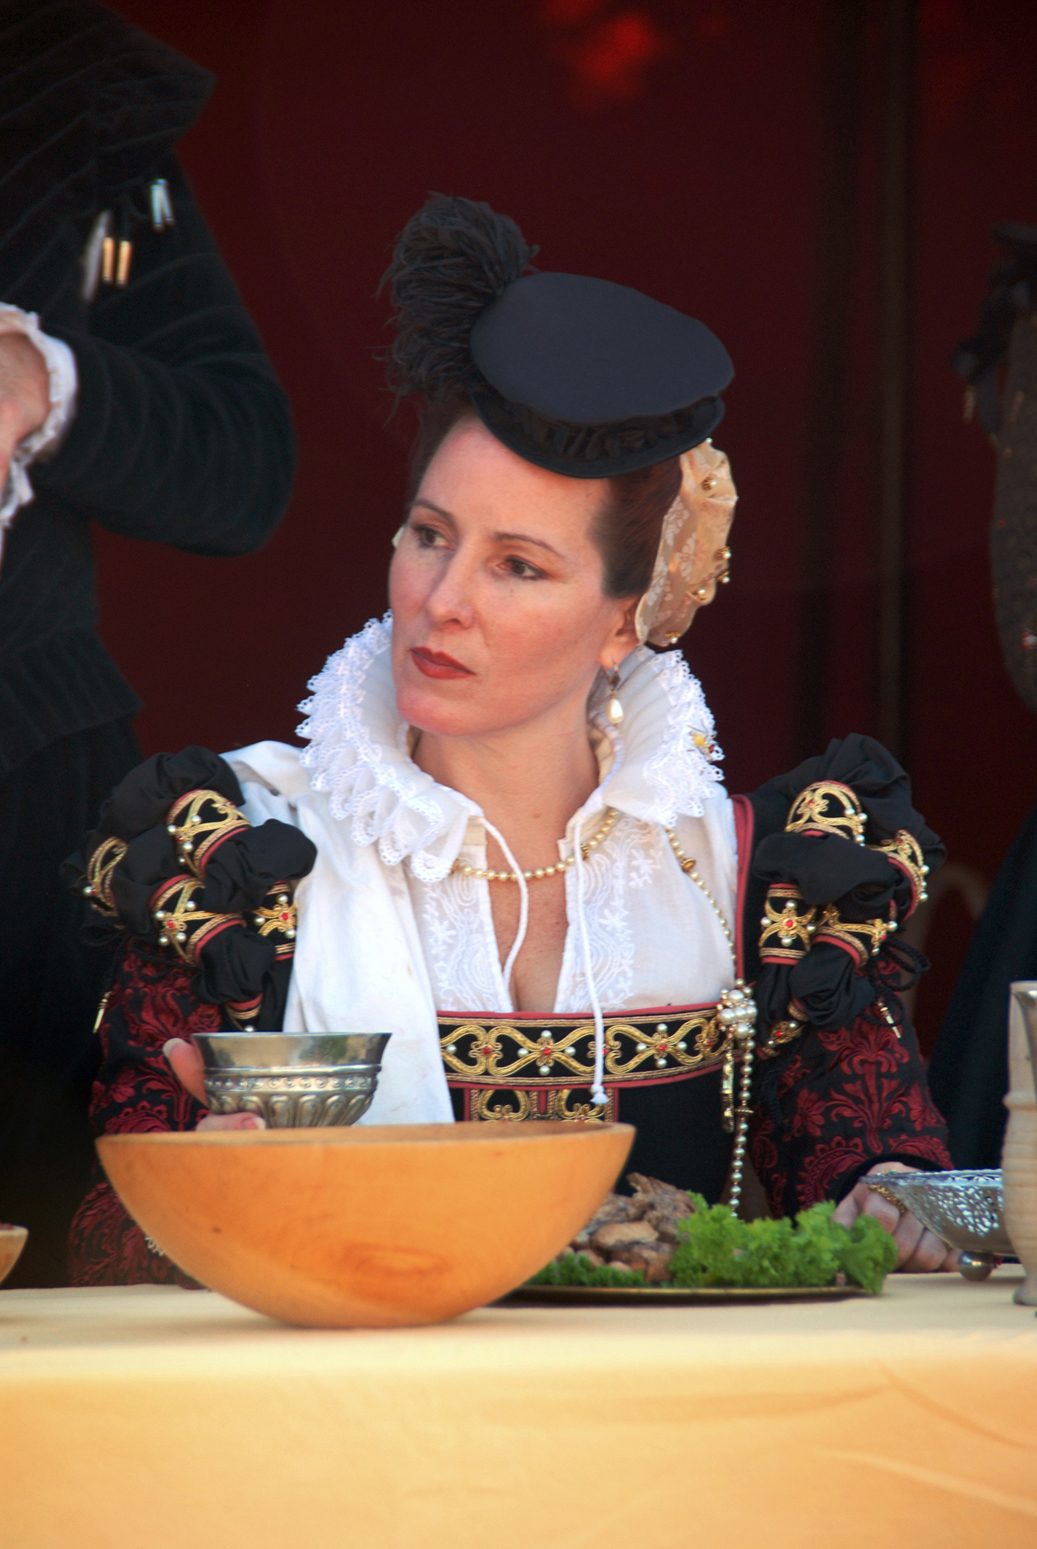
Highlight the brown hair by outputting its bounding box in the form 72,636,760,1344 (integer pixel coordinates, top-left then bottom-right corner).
407,397,681,601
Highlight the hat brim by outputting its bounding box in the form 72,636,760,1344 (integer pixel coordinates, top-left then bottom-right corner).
473,393,725,479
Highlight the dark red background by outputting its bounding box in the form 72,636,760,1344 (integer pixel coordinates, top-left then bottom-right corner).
100,0,1037,1052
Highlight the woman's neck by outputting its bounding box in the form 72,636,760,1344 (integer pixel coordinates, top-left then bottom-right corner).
412,699,602,870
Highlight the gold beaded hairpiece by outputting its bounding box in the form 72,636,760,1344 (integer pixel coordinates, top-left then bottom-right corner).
634,440,737,647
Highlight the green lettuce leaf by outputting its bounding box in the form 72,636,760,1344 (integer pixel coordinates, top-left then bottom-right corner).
529,1251,647,1288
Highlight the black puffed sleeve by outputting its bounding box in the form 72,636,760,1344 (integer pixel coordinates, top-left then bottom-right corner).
741,735,952,1214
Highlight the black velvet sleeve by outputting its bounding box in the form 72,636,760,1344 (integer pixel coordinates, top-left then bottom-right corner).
63,746,310,1029
741,734,953,1213
34,156,295,557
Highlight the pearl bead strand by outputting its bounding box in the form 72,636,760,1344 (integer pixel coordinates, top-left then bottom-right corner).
664,827,736,961
451,806,620,883
666,825,758,1214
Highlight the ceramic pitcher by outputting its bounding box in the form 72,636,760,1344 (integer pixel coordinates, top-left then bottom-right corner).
1005,982,1037,1306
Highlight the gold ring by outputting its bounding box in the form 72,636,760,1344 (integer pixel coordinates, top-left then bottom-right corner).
866,1180,909,1216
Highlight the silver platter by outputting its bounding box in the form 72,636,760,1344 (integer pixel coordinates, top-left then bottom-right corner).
499,1282,871,1306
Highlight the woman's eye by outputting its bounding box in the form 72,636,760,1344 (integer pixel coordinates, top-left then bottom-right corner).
503,556,543,580
414,524,446,548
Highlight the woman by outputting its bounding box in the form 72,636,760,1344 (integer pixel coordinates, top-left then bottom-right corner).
67,197,954,1286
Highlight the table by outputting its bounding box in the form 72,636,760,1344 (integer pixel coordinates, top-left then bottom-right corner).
1,1271,1035,1549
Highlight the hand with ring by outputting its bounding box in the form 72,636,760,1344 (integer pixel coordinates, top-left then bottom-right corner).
832,1160,960,1272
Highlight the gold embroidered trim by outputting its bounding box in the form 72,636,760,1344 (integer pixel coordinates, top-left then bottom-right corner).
166,789,251,878
249,886,298,959
149,875,240,966
872,828,930,911
439,1005,731,1086
760,1009,809,1057
467,1086,617,1124
813,903,899,966
84,834,128,917
758,883,817,962
785,780,866,845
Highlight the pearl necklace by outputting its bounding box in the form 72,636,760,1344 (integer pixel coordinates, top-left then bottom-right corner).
665,825,756,1215
664,827,736,957
451,806,620,883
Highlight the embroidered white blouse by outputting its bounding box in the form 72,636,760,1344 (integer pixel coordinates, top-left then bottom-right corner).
227,615,742,1126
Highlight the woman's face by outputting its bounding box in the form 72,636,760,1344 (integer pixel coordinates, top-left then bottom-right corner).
390,418,636,740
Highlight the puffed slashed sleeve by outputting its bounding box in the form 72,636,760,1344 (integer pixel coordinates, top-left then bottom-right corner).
68,946,217,1288
65,744,312,1285
33,157,295,556
742,734,952,1215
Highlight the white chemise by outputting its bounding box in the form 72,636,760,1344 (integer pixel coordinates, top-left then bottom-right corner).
228,615,741,1124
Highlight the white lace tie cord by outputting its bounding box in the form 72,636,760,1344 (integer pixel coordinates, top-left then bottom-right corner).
482,818,530,996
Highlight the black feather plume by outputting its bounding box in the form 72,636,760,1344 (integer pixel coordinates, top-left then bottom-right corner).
382,194,537,401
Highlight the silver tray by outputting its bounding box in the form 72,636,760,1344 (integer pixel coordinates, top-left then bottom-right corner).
499,1282,872,1306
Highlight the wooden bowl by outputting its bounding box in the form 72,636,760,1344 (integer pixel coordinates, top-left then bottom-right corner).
0,1225,27,1286
97,1122,634,1327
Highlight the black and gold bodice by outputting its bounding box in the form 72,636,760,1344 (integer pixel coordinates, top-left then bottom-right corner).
68,734,952,1226
439,1004,740,1199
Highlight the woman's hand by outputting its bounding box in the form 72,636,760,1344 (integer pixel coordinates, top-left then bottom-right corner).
162,1038,266,1131
0,330,49,490
833,1160,959,1271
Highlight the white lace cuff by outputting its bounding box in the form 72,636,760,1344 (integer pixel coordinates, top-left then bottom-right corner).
0,305,79,528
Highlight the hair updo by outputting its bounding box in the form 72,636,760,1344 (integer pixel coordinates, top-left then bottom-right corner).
385,195,681,604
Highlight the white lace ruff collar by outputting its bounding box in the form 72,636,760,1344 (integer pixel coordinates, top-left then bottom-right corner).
296,614,723,884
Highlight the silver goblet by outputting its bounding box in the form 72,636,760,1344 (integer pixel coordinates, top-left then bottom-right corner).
193,1032,391,1129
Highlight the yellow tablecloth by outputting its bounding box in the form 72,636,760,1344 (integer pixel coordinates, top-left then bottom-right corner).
1,1271,1035,1549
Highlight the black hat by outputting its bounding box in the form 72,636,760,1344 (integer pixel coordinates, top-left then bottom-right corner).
384,196,733,479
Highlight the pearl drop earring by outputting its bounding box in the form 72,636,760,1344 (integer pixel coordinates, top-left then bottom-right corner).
605,667,624,726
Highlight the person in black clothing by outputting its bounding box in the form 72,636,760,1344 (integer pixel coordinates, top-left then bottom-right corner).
0,0,295,1285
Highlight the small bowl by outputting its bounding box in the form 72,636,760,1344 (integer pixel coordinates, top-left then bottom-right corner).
0,1225,27,1286
193,1032,390,1128
97,1121,634,1327
870,1168,1012,1278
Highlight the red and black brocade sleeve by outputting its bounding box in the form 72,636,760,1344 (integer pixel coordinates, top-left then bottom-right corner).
740,734,952,1215
64,746,310,1287
68,945,217,1288
747,1006,952,1218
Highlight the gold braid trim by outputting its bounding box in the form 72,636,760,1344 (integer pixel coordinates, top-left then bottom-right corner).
149,875,241,966
757,782,930,1053
83,835,128,918
758,882,818,963
224,993,264,1031
812,902,899,967
785,780,866,845
872,828,930,913
248,885,299,959
166,789,251,878
440,1007,735,1085
760,1008,809,1056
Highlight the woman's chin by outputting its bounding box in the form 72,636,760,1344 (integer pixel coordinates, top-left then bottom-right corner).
394,681,481,739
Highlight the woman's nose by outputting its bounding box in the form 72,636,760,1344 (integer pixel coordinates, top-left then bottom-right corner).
424,554,477,627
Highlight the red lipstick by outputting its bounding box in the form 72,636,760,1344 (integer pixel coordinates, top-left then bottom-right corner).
410,647,474,680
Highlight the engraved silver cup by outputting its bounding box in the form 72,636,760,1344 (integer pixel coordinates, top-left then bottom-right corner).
869,1168,1012,1279
193,1032,391,1128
